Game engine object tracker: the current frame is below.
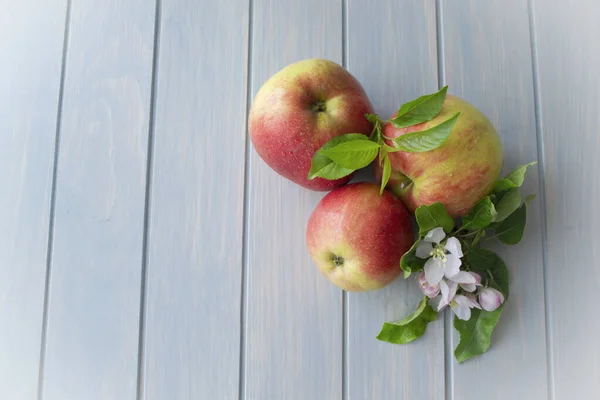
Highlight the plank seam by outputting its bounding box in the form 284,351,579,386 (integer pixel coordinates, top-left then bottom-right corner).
136,0,162,398
341,0,348,399
527,1,553,398
37,1,72,398
435,0,446,90
239,0,254,398
435,1,453,400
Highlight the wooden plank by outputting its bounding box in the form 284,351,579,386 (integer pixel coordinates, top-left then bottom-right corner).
40,0,156,398
140,1,249,399
532,1,600,398
0,1,67,399
345,1,445,399
440,1,548,398
244,0,343,397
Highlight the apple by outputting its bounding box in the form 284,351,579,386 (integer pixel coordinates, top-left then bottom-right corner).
306,182,414,291
375,95,503,217
248,58,374,191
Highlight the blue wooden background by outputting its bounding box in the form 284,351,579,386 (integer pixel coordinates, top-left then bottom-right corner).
1,0,599,399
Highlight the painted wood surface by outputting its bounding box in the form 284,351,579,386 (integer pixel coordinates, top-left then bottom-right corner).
345,1,445,399
0,1,67,399
441,1,548,398
40,0,156,399
140,0,249,398
2,0,600,399
532,1,600,398
244,0,343,398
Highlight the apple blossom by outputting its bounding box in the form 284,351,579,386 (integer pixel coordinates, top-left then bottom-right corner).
451,294,482,320
416,227,464,286
479,287,505,311
418,272,440,298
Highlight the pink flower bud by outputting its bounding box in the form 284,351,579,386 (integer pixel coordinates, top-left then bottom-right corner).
479,288,505,311
418,272,440,298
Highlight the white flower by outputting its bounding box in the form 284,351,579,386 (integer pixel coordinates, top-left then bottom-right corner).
479,288,505,311
451,294,482,320
416,227,463,286
418,273,440,298
438,292,481,320
436,272,479,307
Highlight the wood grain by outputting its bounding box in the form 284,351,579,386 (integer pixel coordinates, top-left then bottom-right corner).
441,1,548,398
0,1,67,399
532,0,600,398
345,1,445,399
140,0,249,398
40,0,155,398
244,0,343,398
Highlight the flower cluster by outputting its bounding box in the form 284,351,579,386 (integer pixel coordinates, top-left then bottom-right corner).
415,227,505,321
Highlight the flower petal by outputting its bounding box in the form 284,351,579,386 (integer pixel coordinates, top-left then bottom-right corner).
444,237,463,258
424,258,444,286
454,294,480,309
435,296,447,311
460,283,477,292
460,272,482,292
439,280,448,302
418,273,440,298
444,253,462,278
479,288,505,312
415,241,434,259
448,271,476,284
448,280,458,301
440,279,458,305
425,227,446,244
452,302,472,321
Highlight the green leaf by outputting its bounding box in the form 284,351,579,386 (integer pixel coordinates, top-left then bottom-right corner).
392,112,460,153
495,204,527,245
400,239,426,274
307,156,355,180
415,202,455,236
454,307,503,363
493,162,537,192
383,143,402,153
318,139,380,170
496,188,521,221
377,296,438,344
380,154,391,195
367,114,383,142
465,247,509,297
307,134,368,180
494,188,521,222
525,194,536,204
365,113,380,125
390,86,448,129
461,197,497,230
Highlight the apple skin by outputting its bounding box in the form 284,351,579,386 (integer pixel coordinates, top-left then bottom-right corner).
249,59,374,191
306,182,414,291
375,95,503,217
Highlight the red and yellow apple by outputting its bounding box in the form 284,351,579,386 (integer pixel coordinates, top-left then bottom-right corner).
306,183,414,291
248,59,374,191
375,95,503,217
